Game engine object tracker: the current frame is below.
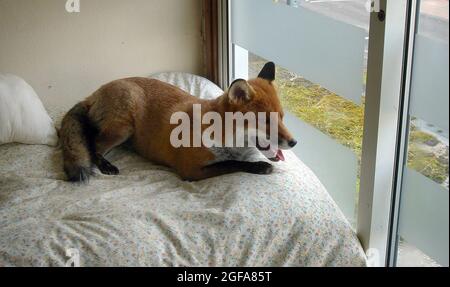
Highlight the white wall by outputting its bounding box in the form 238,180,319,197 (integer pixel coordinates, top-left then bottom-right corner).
0,0,203,110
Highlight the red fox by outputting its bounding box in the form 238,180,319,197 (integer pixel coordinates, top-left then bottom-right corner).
60,62,297,182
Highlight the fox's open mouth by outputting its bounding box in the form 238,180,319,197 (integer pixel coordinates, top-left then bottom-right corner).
255,138,285,162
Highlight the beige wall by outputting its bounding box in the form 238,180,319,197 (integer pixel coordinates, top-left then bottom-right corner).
0,0,203,109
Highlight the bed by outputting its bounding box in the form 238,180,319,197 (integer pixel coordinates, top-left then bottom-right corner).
0,73,367,267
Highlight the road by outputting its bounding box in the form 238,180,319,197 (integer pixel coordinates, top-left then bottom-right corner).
281,0,449,42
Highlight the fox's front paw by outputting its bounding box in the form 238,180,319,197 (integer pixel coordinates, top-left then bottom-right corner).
98,161,120,175
249,161,273,175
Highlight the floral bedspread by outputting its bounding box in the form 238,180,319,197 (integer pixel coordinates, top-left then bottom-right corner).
0,73,366,267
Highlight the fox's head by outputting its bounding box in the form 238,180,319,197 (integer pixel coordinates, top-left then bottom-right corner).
224,62,298,162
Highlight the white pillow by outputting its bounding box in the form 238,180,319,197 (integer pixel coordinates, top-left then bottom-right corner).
0,74,58,146
151,72,224,100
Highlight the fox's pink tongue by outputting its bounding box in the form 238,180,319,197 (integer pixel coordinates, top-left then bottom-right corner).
276,149,285,161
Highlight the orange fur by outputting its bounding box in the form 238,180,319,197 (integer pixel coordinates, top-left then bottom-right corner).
60,68,296,181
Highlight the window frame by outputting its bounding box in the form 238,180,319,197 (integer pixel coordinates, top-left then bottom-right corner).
357,0,415,267
387,0,420,267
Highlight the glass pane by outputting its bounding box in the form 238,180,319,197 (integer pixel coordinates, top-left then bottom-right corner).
231,0,368,104
396,0,449,267
231,0,371,226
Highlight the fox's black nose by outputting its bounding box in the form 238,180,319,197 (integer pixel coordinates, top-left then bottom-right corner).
288,139,298,148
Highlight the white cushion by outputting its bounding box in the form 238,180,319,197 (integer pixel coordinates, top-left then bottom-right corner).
151,72,224,100
0,74,58,146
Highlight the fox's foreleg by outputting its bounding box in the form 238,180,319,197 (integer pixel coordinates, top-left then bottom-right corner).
182,161,273,181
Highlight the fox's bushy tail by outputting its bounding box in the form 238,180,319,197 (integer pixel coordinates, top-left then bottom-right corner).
60,103,97,182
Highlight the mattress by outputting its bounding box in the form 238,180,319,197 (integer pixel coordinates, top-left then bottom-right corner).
0,73,367,267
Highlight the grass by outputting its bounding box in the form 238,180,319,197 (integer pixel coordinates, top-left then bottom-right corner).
272,67,448,186
278,79,365,155
410,130,440,147
248,54,448,186
407,131,449,184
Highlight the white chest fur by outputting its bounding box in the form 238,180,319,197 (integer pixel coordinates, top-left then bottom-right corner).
208,147,265,164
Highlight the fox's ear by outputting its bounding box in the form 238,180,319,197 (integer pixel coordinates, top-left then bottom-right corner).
228,79,252,105
258,62,276,82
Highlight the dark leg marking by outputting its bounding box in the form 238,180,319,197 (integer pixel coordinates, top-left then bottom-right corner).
201,160,273,178
94,154,120,175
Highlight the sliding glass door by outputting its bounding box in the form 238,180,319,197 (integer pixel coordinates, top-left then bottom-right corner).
393,0,449,267
226,0,448,266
